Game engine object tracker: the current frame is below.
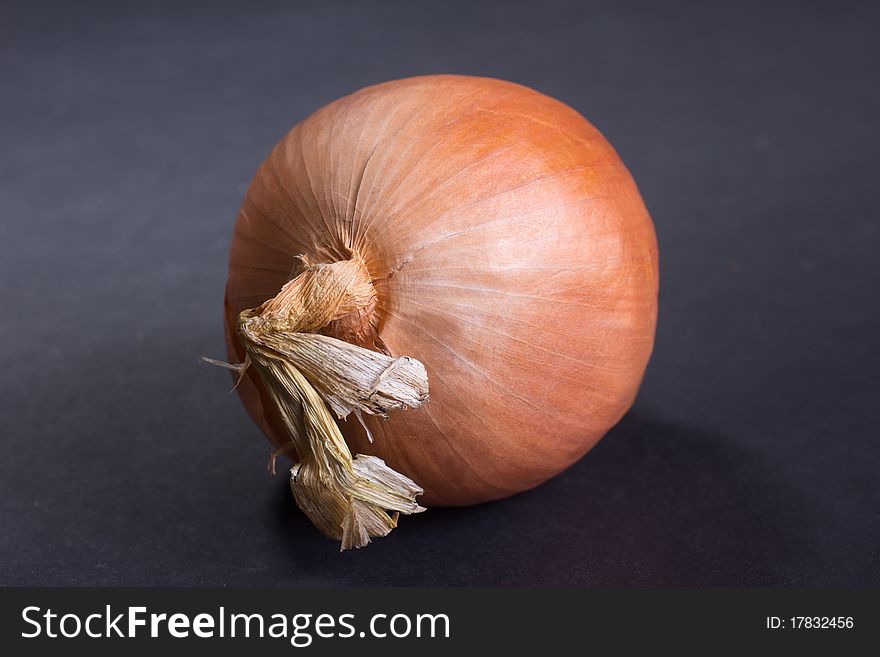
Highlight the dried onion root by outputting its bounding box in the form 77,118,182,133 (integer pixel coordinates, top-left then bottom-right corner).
208,256,428,550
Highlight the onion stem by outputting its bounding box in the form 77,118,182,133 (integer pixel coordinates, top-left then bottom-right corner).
230,256,428,550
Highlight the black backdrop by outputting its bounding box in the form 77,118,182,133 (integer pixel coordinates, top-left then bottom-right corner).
1,0,878,586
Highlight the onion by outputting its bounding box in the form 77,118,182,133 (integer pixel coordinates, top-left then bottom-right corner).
217,75,658,549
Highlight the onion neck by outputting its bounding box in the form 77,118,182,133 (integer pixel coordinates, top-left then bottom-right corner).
235,254,428,550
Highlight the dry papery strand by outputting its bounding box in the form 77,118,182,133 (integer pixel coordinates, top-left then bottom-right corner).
208,255,429,550
212,75,659,551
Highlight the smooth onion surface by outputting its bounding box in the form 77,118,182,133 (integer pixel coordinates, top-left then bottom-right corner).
224,75,658,506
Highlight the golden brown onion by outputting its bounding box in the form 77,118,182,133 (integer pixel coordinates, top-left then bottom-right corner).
223,75,658,513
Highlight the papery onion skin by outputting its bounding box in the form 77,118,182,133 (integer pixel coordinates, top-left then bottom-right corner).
224,75,658,507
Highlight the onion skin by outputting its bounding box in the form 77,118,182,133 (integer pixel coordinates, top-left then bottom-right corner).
224,75,658,507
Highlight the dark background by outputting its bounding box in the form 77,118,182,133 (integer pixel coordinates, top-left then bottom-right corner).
2,0,878,586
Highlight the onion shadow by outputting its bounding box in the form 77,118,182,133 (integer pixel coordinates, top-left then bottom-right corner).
269,411,807,586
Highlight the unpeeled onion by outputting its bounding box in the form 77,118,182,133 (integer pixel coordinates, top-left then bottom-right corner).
221,75,658,545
